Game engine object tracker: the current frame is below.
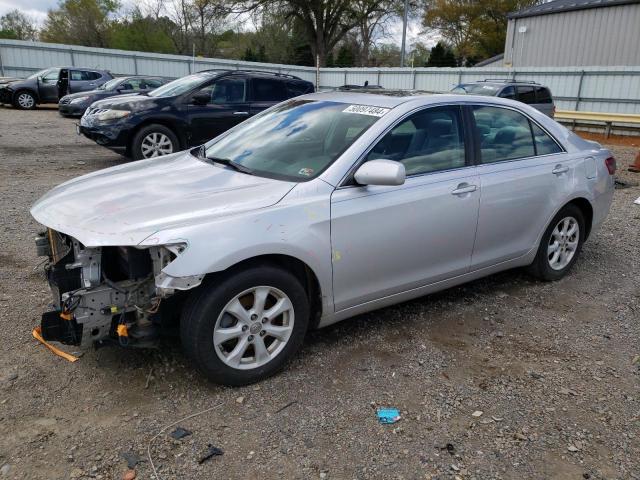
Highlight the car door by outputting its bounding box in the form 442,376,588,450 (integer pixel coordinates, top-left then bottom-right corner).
330,105,480,311
37,68,61,102
248,77,289,115
186,77,250,146
469,104,573,270
69,70,101,94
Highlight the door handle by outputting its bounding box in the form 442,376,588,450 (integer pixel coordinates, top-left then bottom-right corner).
233,111,249,116
552,165,569,175
451,183,477,196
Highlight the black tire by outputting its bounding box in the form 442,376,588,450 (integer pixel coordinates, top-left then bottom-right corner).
13,90,36,110
180,265,310,386
526,204,585,281
130,123,179,160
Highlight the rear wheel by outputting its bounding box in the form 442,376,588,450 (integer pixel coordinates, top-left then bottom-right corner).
180,265,310,386
14,90,36,110
131,124,179,160
527,204,585,281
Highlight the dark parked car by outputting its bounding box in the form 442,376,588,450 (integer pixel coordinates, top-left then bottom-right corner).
78,70,315,160
59,76,169,117
0,66,113,110
452,79,555,117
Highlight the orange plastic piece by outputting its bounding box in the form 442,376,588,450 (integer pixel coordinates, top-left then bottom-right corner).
60,311,73,321
117,324,129,337
32,326,79,363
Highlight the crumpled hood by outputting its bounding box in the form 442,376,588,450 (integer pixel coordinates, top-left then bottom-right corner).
31,150,296,246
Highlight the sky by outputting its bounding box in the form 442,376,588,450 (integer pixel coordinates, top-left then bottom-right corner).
0,0,430,49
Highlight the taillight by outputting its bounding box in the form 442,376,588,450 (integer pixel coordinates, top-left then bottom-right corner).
605,156,616,175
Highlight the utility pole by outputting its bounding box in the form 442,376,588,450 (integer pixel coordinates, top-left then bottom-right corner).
400,0,409,67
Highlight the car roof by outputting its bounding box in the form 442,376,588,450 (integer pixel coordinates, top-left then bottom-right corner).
196,69,308,82
116,75,166,80
301,90,557,110
51,66,108,71
460,79,546,87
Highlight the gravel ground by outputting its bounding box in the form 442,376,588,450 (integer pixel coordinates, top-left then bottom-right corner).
0,106,639,480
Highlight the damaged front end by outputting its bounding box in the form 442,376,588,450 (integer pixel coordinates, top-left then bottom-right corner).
35,229,203,349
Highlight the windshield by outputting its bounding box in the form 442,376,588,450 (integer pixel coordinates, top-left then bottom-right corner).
452,83,501,96
148,72,211,98
100,78,122,90
204,99,385,181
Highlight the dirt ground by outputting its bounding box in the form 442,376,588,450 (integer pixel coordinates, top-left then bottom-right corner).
0,105,638,480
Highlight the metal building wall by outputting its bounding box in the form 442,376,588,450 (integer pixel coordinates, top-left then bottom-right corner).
505,4,640,67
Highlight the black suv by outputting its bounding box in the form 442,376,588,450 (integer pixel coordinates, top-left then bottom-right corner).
78,70,314,159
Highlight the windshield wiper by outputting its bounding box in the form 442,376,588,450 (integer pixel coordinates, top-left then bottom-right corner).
198,148,254,175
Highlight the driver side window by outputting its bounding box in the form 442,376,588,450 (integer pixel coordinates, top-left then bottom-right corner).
366,106,466,176
42,69,60,82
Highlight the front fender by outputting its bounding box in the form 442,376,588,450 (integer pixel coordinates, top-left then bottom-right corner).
138,180,335,312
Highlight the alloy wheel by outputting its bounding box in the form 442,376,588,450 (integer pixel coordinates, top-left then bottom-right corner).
213,286,295,370
140,132,174,158
547,216,579,270
17,93,35,109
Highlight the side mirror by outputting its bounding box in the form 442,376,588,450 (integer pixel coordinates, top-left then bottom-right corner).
354,159,405,186
191,92,210,105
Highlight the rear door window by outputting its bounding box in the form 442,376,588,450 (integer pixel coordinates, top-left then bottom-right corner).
535,86,552,104
251,78,288,102
472,106,535,163
531,122,562,155
517,86,536,104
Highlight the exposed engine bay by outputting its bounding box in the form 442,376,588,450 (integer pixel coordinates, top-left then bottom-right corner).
35,229,203,349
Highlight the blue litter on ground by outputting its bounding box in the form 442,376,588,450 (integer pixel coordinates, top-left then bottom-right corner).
377,408,401,424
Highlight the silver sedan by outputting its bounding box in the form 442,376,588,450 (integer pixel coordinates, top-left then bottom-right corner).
31,92,615,385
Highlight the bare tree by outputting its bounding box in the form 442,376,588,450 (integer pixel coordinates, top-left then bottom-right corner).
235,0,390,66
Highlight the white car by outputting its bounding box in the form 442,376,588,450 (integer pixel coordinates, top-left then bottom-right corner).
32,92,615,385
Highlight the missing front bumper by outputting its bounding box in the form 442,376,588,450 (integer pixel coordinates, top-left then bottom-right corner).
41,310,83,345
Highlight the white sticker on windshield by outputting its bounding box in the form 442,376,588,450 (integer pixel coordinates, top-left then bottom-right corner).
343,104,390,117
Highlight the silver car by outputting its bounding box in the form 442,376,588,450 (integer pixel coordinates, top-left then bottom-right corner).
31,92,615,385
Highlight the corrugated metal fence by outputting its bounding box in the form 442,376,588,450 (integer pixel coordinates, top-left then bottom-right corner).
1,39,640,116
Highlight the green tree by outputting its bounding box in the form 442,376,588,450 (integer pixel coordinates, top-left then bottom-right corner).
109,10,177,54
409,41,431,67
425,41,456,67
422,0,540,63
335,44,355,67
41,0,120,47
369,43,401,67
242,46,257,61
0,10,38,40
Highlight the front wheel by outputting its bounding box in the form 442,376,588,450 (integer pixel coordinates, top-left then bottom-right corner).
131,124,179,160
180,266,310,386
527,204,585,281
14,90,36,110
